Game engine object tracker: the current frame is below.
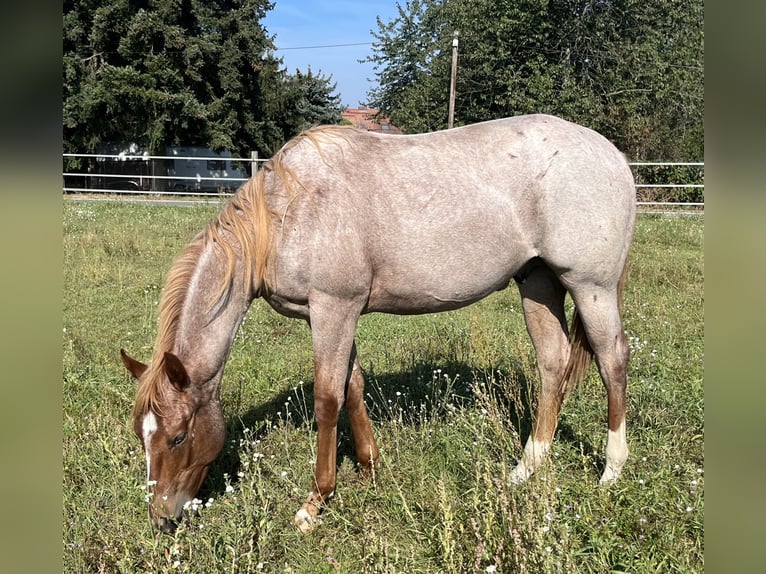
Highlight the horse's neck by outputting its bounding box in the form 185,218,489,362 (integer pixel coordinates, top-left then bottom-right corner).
172,240,251,388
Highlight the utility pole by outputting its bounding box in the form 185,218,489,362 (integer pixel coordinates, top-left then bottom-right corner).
448,30,459,129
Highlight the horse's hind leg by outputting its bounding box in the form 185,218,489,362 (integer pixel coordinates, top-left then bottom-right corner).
510,264,570,484
346,342,379,472
569,284,630,483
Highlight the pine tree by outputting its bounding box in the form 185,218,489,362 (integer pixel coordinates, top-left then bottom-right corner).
63,0,344,159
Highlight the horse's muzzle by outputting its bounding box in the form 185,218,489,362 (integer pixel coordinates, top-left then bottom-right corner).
156,515,179,535
149,504,183,535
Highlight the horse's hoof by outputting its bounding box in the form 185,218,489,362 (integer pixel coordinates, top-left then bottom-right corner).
509,462,532,485
294,507,319,533
599,465,622,484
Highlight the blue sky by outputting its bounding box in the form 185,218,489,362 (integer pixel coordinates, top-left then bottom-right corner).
262,1,401,108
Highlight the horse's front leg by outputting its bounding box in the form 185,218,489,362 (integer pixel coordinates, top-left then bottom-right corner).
294,297,361,533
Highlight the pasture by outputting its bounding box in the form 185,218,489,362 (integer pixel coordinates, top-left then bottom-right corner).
63,200,703,573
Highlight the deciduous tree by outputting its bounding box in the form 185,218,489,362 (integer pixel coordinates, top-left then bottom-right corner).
366,0,703,164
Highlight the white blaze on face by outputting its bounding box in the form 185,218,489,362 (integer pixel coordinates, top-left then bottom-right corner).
142,411,158,484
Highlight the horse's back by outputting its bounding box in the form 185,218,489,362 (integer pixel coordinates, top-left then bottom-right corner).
324,114,635,237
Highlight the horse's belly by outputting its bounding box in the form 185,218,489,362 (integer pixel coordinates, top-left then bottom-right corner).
365,261,516,314
365,290,501,314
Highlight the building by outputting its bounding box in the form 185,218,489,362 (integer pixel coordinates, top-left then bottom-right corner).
341,106,402,134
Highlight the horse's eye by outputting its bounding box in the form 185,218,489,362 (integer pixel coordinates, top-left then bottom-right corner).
171,432,187,448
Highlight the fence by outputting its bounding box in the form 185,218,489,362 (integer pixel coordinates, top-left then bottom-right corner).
62,153,703,211
62,151,264,195
630,162,704,211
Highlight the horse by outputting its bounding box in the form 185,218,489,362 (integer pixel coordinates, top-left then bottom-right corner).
120,114,636,534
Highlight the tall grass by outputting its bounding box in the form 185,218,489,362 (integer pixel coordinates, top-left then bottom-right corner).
63,201,703,573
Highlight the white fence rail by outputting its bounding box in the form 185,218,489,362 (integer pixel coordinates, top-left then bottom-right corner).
62,153,703,210
63,151,264,195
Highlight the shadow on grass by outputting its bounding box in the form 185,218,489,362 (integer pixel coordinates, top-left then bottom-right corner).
197,355,599,500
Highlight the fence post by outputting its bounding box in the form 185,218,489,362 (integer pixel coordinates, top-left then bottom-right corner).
250,151,259,176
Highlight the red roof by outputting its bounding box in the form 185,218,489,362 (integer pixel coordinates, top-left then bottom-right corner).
341,107,402,134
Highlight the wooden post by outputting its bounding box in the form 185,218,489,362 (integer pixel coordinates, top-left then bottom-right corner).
448,31,459,129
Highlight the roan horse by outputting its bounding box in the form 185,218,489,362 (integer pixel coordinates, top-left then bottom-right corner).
120,114,635,534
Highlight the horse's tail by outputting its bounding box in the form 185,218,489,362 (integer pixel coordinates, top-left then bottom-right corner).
559,259,629,398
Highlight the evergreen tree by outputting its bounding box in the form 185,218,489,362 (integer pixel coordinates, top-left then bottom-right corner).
63,0,344,159
285,68,343,133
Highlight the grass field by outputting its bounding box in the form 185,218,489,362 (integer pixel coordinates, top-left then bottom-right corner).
63,201,703,573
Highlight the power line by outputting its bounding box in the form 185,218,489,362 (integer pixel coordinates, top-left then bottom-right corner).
274,42,373,51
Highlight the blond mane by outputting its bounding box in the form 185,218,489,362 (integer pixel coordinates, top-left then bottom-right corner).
132,125,353,422
132,174,271,421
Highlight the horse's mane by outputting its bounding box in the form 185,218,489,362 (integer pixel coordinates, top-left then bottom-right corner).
132,173,270,421
133,124,352,421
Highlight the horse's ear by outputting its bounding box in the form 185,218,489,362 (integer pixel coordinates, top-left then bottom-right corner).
163,352,191,392
120,349,148,380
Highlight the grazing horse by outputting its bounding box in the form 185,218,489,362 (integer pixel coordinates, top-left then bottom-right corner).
120,114,635,534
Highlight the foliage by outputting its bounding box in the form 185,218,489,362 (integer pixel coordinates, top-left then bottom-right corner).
284,68,344,133
63,200,703,573
366,0,703,162
63,0,343,158
632,163,705,203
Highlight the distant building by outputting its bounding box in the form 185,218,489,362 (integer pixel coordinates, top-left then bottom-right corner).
341,106,402,134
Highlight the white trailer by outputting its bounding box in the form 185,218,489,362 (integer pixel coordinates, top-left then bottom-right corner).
163,146,248,193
